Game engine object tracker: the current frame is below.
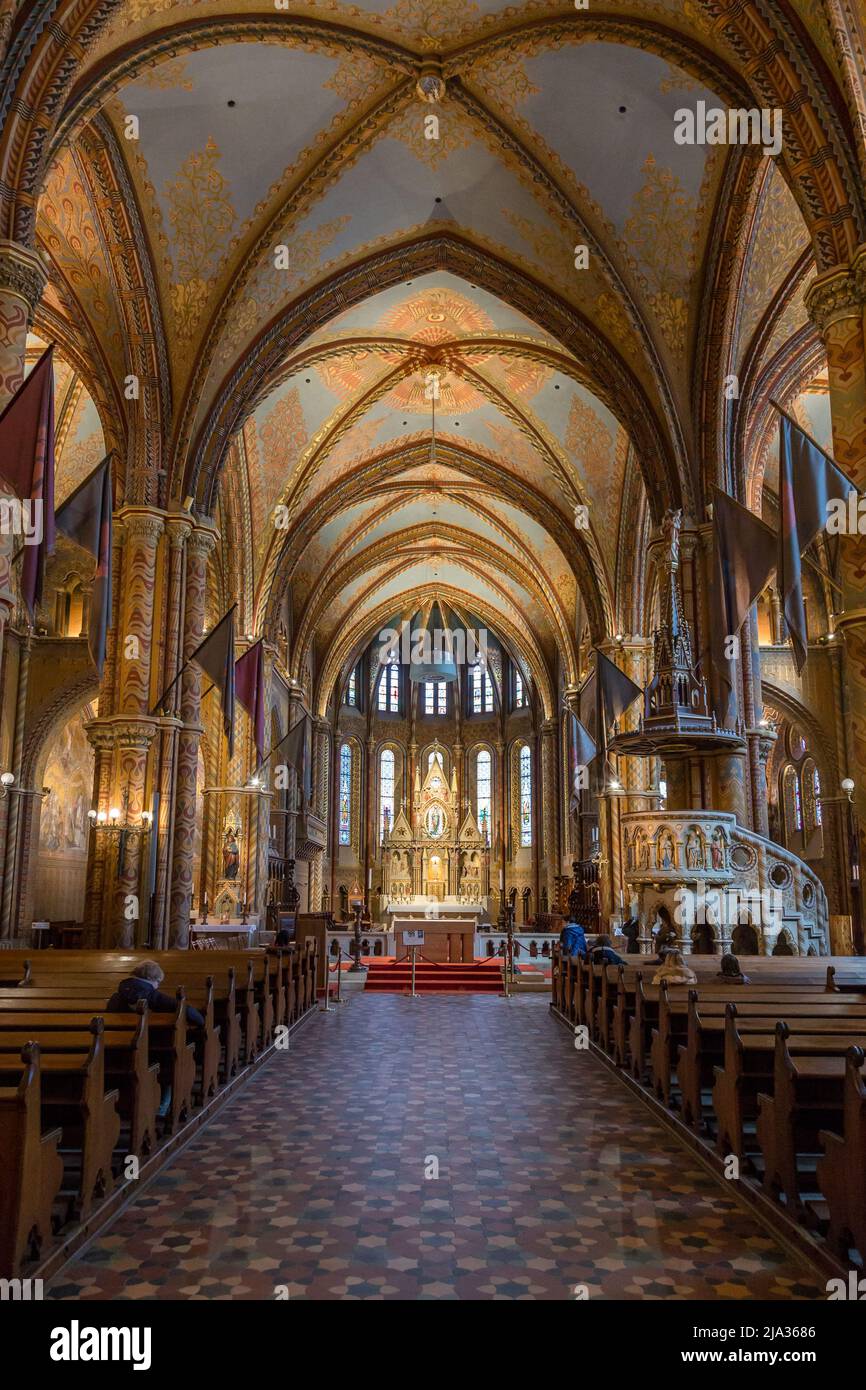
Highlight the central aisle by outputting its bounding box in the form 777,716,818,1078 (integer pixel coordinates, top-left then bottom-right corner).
51,995,822,1301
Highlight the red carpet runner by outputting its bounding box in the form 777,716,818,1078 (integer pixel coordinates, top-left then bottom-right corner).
363,958,503,994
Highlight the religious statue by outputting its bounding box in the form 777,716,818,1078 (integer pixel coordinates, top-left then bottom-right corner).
625,834,634,871
222,828,240,880
639,834,650,870
659,831,675,871
424,804,445,838
661,507,682,568
685,831,703,871
711,828,725,871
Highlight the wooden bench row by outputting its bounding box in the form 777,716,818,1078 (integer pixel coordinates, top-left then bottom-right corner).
0,942,319,1278
551,947,866,1266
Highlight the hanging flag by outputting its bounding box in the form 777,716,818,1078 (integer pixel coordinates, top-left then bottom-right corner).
192,607,236,757
777,409,857,673
235,639,266,763
0,344,55,617
595,648,641,732
711,485,776,705
571,712,597,769
56,454,113,675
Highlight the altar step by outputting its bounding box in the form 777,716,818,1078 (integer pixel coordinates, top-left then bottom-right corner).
363,959,503,993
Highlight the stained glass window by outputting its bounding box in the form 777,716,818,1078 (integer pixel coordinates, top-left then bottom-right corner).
380,748,394,843
520,744,532,846
471,664,493,714
423,681,447,714
514,670,524,707
346,670,356,706
476,749,492,845
782,764,802,837
378,663,400,712
338,743,351,845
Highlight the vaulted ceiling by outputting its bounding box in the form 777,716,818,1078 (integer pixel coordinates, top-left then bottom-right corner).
30,0,860,713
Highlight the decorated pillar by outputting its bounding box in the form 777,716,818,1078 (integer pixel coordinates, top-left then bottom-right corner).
806,255,866,843
540,717,559,912
168,522,217,944
150,514,190,947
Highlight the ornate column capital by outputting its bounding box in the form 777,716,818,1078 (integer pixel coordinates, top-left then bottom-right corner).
187,519,219,558
116,506,165,546
805,261,864,335
166,511,194,549
0,240,47,314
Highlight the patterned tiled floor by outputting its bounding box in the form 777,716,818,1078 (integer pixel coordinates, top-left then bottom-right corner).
49,994,823,1300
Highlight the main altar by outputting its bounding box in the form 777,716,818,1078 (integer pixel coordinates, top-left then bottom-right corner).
381,743,491,912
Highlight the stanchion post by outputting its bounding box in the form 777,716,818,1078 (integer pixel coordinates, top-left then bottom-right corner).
410,944,417,998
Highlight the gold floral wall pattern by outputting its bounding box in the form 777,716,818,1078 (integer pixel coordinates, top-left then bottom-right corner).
621,154,696,357
166,137,238,341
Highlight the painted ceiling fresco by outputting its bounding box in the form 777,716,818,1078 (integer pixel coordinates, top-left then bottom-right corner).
35,0,827,707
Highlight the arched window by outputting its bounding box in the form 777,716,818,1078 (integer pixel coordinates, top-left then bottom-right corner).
338,743,352,845
519,744,532,846
424,681,447,714
346,669,357,706
476,749,492,845
471,664,493,714
803,760,823,834
378,662,400,713
514,670,524,708
379,748,395,842
782,764,802,837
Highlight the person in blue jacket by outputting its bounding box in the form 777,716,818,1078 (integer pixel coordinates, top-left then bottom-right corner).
559,919,588,961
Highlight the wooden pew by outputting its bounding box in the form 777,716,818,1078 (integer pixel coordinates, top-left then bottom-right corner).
0,1020,119,1221
677,994,866,1130
712,1004,866,1159
756,1024,866,1213
817,1046,866,1263
0,1007,159,1158
651,988,866,1108
0,1044,64,1276
0,989,195,1137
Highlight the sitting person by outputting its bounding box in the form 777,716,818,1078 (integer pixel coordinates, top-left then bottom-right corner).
621,917,641,954
107,960,204,1025
590,933,625,966
559,919,588,961
652,949,697,986
717,952,751,985
107,962,204,1120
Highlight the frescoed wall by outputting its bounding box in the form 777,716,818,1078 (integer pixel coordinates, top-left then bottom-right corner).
32,704,95,922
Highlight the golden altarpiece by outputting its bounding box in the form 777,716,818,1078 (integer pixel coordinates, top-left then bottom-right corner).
382,744,489,907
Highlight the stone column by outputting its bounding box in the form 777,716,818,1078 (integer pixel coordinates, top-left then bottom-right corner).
168,523,216,944
150,514,190,947
540,718,559,912
807,253,866,840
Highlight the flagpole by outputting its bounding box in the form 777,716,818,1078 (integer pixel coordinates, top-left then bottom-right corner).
149,602,237,715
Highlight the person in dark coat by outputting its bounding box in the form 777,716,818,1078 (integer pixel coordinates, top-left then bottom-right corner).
590,934,625,966
108,962,204,1119
107,961,204,1026
621,917,641,954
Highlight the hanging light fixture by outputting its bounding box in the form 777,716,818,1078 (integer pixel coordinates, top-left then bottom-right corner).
409,600,459,684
